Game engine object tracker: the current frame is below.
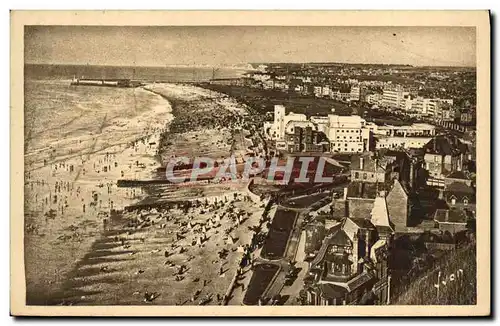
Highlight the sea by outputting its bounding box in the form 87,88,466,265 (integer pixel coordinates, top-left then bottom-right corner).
23,64,246,166
25,63,247,82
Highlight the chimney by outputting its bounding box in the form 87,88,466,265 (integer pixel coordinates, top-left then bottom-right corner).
352,232,359,273
365,230,371,259
409,160,415,188
360,156,364,170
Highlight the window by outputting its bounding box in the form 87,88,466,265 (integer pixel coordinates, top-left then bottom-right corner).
355,172,359,179
463,198,469,205
363,173,367,180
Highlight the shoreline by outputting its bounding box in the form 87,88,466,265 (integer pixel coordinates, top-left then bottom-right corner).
25,81,268,306
24,83,174,304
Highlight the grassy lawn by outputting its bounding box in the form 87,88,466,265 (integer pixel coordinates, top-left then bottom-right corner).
243,263,280,305
261,209,298,260
198,84,355,117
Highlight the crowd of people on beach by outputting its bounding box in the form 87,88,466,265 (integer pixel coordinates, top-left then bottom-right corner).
24,82,278,305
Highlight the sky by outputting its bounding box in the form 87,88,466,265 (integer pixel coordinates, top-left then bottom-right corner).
24,26,476,67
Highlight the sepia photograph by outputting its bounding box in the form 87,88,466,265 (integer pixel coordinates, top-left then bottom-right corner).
10,10,490,316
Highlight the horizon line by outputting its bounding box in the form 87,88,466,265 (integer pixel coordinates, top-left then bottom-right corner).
24,61,477,69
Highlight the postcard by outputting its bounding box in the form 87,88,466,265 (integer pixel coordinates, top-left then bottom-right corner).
10,10,490,316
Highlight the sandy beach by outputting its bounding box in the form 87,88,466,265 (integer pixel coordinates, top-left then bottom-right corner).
24,81,265,305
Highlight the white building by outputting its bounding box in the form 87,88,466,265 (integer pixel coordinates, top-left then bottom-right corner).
367,93,383,105
350,86,360,101
382,84,408,108
310,116,330,135
376,123,436,137
251,73,271,82
410,97,454,117
263,105,308,141
382,84,425,110
322,86,332,97
328,115,371,153
314,86,323,97
262,79,274,89
376,137,432,150
264,106,372,153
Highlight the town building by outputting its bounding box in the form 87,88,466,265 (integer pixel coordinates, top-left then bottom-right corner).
328,115,371,153
375,137,432,150
444,171,473,188
345,182,381,219
350,86,360,101
350,154,390,184
410,97,454,117
310,116,330,135
314,86,323,98
264,106,374,154
382,84,408,109
373,123,436,150
386,179,412,230
302,196,393,305
432,179,475,234
283,125,329,153
401,94,416,111
345,154,392,219
460,110,475,124
208,78,247,86
367,93,383,105
336,151,416,229
331,86,351,101
263,105,308,141
422,135,468,187
433,208,469,234
375,123,436,137
443,181,475,207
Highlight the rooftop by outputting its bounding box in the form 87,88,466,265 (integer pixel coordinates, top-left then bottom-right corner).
349,218,376,229
329,229,352,246
317,283,348,299
445,171,470,180
378,123,435,130
346,271,376,292
350,154,393,172
444,181,475,195
370,196,393,230
347,182,385,199
423,135,466,156
434,208,469,224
